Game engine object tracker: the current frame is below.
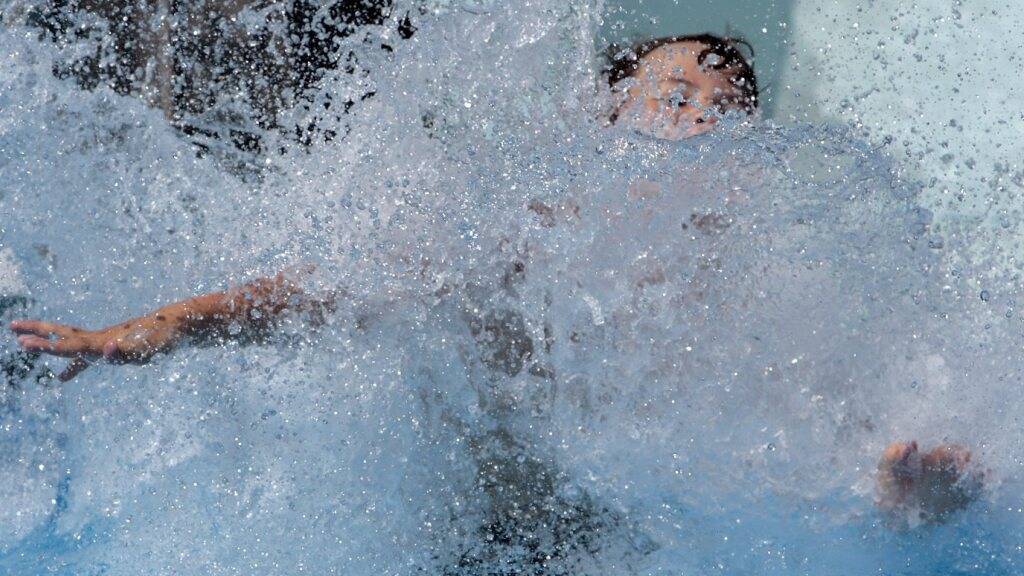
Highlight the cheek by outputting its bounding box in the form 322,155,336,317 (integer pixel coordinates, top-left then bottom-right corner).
674,106,712,127
643,97,662,114
683,118,717,138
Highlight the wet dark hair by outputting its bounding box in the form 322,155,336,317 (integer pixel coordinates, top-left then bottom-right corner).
604,33,759,116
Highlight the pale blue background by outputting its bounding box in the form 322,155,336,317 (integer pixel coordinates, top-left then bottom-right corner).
601,0,1024,236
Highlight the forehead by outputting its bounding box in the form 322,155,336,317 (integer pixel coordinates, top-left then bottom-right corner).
635,41,732,83
641,41,706,70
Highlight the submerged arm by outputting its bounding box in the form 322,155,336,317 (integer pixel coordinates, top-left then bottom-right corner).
11,269,333,381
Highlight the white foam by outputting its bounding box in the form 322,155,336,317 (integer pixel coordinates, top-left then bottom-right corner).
0,2,1022,574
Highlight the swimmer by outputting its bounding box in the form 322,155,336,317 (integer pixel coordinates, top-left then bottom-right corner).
9,33,979,525
10,34,759,379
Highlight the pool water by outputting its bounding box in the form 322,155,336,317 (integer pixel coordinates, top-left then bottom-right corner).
2,1,1024,574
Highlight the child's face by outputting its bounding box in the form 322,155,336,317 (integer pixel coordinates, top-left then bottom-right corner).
617,41,747,140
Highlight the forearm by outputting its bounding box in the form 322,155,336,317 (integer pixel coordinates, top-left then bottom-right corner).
152,272,311,340
11,268,333,380
185,275,296,330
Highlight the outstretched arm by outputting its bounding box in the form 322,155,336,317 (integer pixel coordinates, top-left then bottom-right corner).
10,269,332,381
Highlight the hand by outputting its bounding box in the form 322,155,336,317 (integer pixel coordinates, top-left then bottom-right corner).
876,440,981,524
10,315,183,382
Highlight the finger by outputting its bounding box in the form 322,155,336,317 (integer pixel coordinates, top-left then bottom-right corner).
10,320,75,338
10,320,49,335
16,335,88,358
58,358,90,382
16,334,56,353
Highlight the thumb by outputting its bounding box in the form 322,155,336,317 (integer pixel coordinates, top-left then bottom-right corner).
59,357,90,382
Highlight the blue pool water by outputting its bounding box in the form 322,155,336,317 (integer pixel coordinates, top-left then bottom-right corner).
2,1,1024,574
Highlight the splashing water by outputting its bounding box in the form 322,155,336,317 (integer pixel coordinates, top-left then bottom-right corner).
2,1,1024,574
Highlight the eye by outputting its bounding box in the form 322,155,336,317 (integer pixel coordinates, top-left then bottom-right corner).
667,93,690,108
703,52,724,68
